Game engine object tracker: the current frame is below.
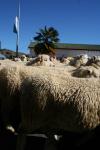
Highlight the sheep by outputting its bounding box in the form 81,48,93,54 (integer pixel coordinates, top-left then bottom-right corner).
0,64,35,132
19,73,100,135
20,55,27,62
0,65,23,132
60,56,74,66
1,64,99,149
0,64,71,133
1,61,100,148
26,54,55,67
72,66,100,78
0,63,35,132
0,64,73,150
0,59,26,69
72,55,88,68
86,56,100,68
15,73,100,150
0,59,16,69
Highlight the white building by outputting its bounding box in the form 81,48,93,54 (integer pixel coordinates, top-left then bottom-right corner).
28,42,100,58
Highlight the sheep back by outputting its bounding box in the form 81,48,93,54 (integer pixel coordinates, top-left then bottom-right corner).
20,74,100,134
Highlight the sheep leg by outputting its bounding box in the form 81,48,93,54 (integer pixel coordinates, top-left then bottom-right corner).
44,134,57,150
0,98,15,132
16,134,27,150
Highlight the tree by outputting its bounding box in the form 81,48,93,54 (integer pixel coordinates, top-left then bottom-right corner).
33,26,59,56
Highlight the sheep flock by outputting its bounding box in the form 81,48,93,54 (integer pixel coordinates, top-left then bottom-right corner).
0,54,100,139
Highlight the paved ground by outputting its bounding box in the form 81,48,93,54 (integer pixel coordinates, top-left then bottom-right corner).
0,129,100,150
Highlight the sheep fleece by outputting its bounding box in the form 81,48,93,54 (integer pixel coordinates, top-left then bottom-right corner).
20,74,100,133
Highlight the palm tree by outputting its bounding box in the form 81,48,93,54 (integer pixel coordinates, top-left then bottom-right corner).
33,26,59,56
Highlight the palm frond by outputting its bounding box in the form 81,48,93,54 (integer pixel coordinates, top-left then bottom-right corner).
33,26,60,55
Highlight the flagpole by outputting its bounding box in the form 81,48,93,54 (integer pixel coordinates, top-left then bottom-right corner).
16,32,19,57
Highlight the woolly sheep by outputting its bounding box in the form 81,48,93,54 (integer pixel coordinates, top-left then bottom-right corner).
1,63,99,134
0,65,23,132
0,64,71,133
26,54,55,67
20,55,27,62
0,64,36,132
60,57,74,66
1,63,99,149
20,73,100,135
72,66,100,78
86,56,100,68
72,55,88,68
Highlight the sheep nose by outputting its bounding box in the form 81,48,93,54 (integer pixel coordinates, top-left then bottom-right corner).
87,70,91,74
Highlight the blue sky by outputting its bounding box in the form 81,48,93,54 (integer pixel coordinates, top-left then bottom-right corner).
0,0,100,54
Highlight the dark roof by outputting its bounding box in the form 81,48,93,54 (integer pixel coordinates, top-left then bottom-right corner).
28,42,100,51
0,49,26,56
0,49,15,53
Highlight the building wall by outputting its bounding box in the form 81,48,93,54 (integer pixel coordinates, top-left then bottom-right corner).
30,48,100,58
56,49,100,58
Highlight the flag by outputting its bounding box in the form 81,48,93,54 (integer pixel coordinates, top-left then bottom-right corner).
13,16,19,34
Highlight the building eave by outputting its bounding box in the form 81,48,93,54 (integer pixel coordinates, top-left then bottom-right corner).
28,42,100,51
